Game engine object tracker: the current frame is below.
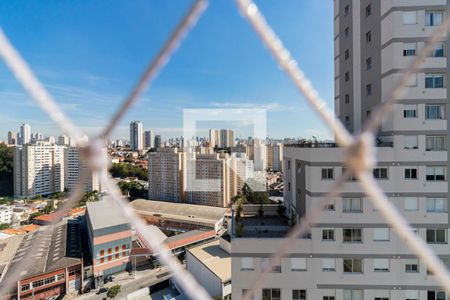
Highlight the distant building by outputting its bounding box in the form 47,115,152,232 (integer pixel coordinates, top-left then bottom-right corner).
272,143,283,172
186,239,231,299
154,135,162,149
0,205,13,225
253,138,267,171
86,200,132,286
64,146,103,192
7,131,17,145
209,129,234,148
185,153,231,207
129,121,144,151
148,148,185,202
58,135,70,146
20,123,31,145
13,141,65,197
144,130,154,148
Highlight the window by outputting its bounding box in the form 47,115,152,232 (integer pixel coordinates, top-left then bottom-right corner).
322,258,335,271
374,298,389,300
404,197,419,211
293,290,306,300
427,291,446,300
291,258,307,271
403,105,417,118
321,168,334,180
322,229,335,241
426,11,444,26
426,229,447,244
403,11,417,24
373,259,389,272
345,72,350,82
56,273,65,280
115,253,119,259
108,248,112,254
343,228,362,243
426,166,446,181
366,57,372,70
344,290,363,300
21,284,30,292
404,136,418,150
344,4,350,16
425,73,444,88
405,290,418,300
100,257,104,264
287,160,291,170
242,289,253,300
366,31,372,43
108,255,112,262
343,198,362,213
100,249,104,256
365,4,371,17
426,136,446,151
262,257,281,273
427,198,447,213
345,49,350,60
366,84,372,96
431,42,444,57
426,104,445,120
345,94,350,104
115,246,119,252
403,43,416,56
288,182,291,191
343,258,363,273
262,288,281,300
326,200,335,211
373,228,390,241
345,27,350,38
345,116,350,125
405,261,419,273
323,297,335,300
373,167,388,179
404,168,418,179
241,257,254,270
366,110,371,117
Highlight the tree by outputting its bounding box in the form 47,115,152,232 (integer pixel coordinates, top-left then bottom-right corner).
107,285,121,298
0,143,13,196
77,191,99,207
0,223,10,230
118,181,147,201
110,163,148,181
42,205,54,214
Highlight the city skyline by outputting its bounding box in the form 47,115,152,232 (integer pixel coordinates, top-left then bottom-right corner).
0,0,334,141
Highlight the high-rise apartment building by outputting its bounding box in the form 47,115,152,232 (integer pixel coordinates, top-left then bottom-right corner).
272,143,284,172
209,129,235,148
129,121,144,151
7,131,17,145
154,135,162,149
58,135,70,146
144,130,154,148
20,123,31,145
185,153,232,207
64,146,102,193
253,138,267,171
148,148,185,202
231,2,450,299
13,141,65,197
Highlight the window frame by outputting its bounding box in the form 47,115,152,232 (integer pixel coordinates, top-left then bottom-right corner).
404,168,418,180
321,168,334,180
373,167,388,180
343,228,363,243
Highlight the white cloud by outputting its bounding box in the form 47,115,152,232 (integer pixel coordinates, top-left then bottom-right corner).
208,101,290,112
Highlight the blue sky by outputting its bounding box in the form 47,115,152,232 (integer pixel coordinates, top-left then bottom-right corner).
0,0,334,141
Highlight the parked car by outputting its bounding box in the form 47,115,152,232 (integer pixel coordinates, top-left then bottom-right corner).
96,287,109,295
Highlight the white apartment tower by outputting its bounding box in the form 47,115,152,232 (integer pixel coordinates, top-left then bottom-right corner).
231,2,450,300
20,123,31,145
7,131,17,145
253,138,267,171
145,130,155,149
148,148,185,202
64,146,102,193
130,121,144,151
13,141,65,197
209,129,235,148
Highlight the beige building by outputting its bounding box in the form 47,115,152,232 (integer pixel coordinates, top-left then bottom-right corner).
185,153,232,207
209,129,235,148
231,2,450,300
148,148,185,202
13,141,65,197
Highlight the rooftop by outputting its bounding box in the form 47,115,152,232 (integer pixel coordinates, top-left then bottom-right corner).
87,200,129,231
130,199,227,226
187,240,231,282
3,220,82,279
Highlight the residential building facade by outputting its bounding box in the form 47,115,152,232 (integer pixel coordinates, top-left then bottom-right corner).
231,1,450,299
